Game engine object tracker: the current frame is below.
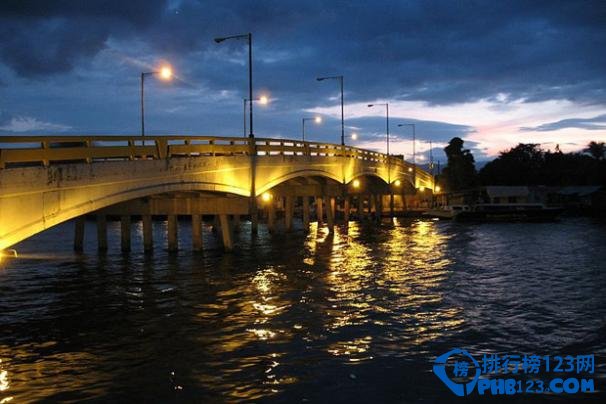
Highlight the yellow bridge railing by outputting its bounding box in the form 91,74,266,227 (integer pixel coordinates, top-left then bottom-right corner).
0,135,433,187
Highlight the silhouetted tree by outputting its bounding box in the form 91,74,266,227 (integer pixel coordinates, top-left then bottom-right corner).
441,137,477,191
479,142,606,186
479,144,544,185
584,141,605,160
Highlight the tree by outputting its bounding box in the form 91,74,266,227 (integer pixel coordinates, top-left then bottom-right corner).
441,137,477,191
584,141,605,160
479,142,606,186
479,143,544,185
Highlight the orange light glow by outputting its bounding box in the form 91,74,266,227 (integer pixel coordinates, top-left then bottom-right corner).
159,66,173,80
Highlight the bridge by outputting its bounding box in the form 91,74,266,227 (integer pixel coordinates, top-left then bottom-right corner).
0,135,435,252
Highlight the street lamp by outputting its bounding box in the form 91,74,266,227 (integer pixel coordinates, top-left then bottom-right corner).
215,33,254,137
368,103,389,155
351,132,358,141
316,75,344,145
368,102,393,216
302,116,322,141
243,96,269,136
140,65,173,142
398,123,416,186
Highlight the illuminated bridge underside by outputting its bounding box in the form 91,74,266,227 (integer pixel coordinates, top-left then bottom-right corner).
0,135,434,249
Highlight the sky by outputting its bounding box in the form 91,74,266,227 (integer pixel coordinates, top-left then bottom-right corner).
0,0,605,164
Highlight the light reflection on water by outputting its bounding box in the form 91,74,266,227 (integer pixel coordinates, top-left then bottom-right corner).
1,217,606,402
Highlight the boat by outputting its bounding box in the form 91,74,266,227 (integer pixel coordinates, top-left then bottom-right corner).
425,203,564,222
454,203,564,222
424,205,471,219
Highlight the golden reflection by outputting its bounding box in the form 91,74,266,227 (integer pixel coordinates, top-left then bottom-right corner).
327,336,374,362
0,345,109,402
0,359,9,393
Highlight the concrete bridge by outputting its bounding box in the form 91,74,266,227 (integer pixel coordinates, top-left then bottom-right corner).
0,135,435,252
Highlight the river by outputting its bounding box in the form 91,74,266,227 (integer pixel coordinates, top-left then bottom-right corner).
1,217,605,402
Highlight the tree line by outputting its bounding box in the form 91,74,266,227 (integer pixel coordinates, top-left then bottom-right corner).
439,138,606,191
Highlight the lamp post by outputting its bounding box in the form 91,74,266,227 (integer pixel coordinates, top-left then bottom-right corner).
215,33,254,137
368,103,390,155
368,103,392,216
140,66,172,143
302,116,322,141
316,75,344,145
243,96,268,137
215,32,259,233
398,123,416,187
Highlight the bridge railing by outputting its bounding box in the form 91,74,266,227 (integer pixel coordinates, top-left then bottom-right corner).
0,135,402,167
0,135,435,187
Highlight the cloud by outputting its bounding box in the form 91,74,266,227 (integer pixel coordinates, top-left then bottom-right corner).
0,116,72,132
520,114,606,132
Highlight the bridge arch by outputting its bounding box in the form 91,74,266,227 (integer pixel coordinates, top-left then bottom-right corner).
0,135,434,249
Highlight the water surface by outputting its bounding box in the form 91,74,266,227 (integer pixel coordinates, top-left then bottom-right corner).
1,217,605,402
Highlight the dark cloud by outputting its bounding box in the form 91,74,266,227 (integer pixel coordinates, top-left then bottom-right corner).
0,0,166,77
0,0,605,104
520,114,606,132
0,0,604,152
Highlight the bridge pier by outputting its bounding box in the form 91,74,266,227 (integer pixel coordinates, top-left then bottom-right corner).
97,215,108,252
302,196,310,230
167,215,178,252
343,196,350,224
192,214,203,251
285,196,294,232
326,197,335,232
376,195,383,222
232,214,241,233
267,201,276,233
219,214,233,251
121,215,131,252
357,196,364,219
143,215,153,252
74,216,85,252
315,196,323,225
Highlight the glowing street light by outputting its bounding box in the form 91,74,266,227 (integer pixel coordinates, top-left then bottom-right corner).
317,75,345,145
394,179,402,187
435,185,441,193
261,192,272,202
243,96,270,136
351,132,358,141
302,116,322,141
140,64,174,141
159,66,173,80
352,179,361,188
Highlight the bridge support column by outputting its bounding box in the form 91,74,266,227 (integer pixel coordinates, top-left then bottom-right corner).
390,192,395,217
192,214,203,251
375,195,383,223
316,196,323,225
97,215,107,252
343,196,350,224
267,201,276,233
167,215,178,252
326,197,335,233
367,195,374,220
121,215,131,252
74,216,85,252
232,215,241,233
143,215,153,252
302,196,310,230
285,196,294,232
357,196,364,219
251,206,258,235
219,214,233,251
